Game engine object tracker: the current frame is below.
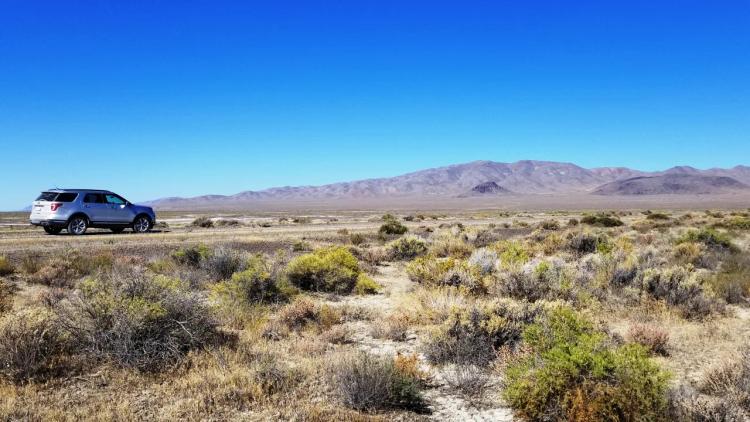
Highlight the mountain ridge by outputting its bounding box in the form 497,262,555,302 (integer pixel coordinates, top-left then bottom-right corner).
145,160,750,208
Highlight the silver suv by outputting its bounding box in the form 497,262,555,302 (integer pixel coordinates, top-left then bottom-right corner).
29,189,156,235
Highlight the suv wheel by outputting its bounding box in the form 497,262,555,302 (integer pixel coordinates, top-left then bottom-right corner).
43,226,62,235
67,216,88,235
132,216,151,233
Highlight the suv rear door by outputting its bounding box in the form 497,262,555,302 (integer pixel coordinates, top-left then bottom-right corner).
82,193,108,222
31,192,78,220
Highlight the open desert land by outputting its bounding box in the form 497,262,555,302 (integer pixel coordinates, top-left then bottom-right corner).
1,207,750,421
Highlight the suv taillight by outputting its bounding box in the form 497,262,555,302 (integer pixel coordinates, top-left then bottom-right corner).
50,203,62,212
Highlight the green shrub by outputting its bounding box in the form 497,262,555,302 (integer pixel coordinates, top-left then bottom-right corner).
676,228,735,251
171,244,211,267
286,246,361,293
55,267,218,371
354,273,381,295
191,216,214,228
387,235,428,260
646,212,671,221
580,214,625,227
492,241,530,268
327,351,425,411
379,220,408,235
0,256,14,276
213,255,292,305
406,255,483,293
349,233,366,246
292,240,312,252
539,219,561,230
503,307,670,421
423,299,540,366
567,232,611,256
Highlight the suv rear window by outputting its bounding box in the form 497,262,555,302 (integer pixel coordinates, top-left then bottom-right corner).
36,192,58,201
36,192,78,202
56,193,78,202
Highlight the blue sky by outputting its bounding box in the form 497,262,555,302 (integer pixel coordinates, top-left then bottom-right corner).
1,1,748,210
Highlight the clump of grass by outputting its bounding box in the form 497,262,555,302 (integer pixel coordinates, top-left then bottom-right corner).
503,306,671,421
467,248,498,275
28,251,114,287
349,233,366,246
387,235,427,260
326,351,425,412
292,240,311,252
406,255,484,294
0,256,15,276
202,247,244,281
215,218,242,227
371,312,411,341
286,246,362,293
191,216,214,228
538,219,560,230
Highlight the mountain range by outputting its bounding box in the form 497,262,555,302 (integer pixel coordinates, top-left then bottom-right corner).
145,160,750,209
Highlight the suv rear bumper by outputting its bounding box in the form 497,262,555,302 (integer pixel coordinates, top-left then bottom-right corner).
30,219,67,228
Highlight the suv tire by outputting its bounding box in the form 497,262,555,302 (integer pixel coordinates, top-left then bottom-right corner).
67,216,88,235
43,226,62,235
132,215,152,233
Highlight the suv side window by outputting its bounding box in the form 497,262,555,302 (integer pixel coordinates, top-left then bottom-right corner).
105,194,126,205
83,193,104,203
56,193,78,202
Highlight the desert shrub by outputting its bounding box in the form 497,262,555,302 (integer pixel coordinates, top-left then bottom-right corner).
20,254,43,274
0,256,15,276
406,255,457,285
387,235,428,260
429,233,473,258
378,215,408,235
0,310,65,383
29,252,114,287
669,389,747,422
706,252,750,303
291,216,311,224
581,214,624,227
568,218,579,227
494,259,571,302
503,307,671,421
213,255,292,306
410,286,472,324
627,323,669,356
673,242,705,267
171,243,211,267
55,267,218,371
443,364,491,398
539,219,560,230
271,298,342,334
214,218,241,227
327,351,424,411
492,240,530,269
567,232,610,256
676,228,735,251
423,299,540,366
646,212,671,221
685,349,750,419
353,273,381,295
349,233,366,246
191,216,214,228
202,247,244,281
640,267,722,319
468,248,498,275
371,312,411,341
292,240,311,252
406,256,483,294
0,279,13,314
286,246,361,293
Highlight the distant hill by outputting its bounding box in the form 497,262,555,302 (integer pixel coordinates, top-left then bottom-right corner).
144,160,750,209
593,174,749,195
462,181,512,196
